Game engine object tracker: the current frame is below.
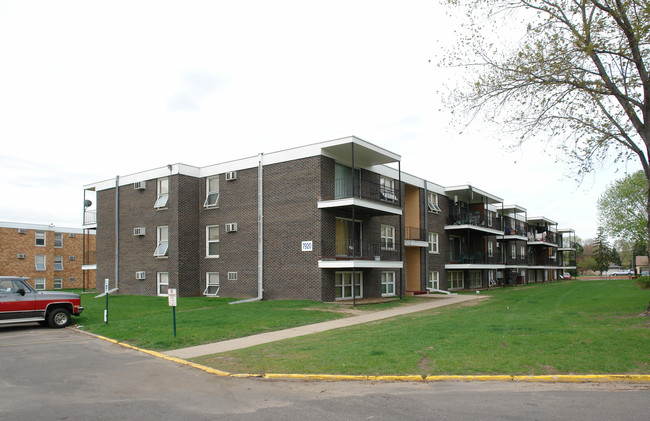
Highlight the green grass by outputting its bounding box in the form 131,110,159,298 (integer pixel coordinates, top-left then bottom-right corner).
74,294,354,350
192,279,650,376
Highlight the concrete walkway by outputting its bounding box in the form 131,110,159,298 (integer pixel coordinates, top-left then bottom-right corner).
166,294,485,359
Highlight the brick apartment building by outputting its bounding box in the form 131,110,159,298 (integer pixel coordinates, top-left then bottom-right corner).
0,221,96,290
83,136,576,300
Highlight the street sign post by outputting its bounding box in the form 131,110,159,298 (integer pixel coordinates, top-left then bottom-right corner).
168,288,177,337
104,278,109,324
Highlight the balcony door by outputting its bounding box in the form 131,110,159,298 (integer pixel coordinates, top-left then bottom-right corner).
334,163,360,199
335,218,362,258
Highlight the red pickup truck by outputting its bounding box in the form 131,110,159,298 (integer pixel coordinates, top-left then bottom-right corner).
0,276,83,328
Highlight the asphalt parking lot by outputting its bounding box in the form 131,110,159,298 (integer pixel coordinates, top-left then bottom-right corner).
1,324,648,421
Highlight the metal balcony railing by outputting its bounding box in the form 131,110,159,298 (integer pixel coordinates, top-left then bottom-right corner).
321,240,400,261
327,178,401,207
84,210,96,225
447,250,503,265
405,226,426,242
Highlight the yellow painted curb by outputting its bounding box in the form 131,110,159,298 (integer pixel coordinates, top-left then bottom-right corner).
82,330,650,384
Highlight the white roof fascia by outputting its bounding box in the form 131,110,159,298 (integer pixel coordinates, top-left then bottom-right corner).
0,221,88,234
445,185,503,204
528,216,558,226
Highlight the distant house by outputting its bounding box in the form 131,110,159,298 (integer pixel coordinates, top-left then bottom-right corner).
0,221,96,290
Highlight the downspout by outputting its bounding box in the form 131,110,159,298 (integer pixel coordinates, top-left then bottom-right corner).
424,181,429,292
351,143,356,307
231,153,264,304
115,175,119,290
398,160,403,299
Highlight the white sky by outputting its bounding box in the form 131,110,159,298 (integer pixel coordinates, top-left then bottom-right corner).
0,0,638,240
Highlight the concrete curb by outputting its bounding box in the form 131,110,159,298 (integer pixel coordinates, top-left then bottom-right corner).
77,329,650,384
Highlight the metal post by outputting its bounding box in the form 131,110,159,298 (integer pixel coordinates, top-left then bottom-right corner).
351,143,356,308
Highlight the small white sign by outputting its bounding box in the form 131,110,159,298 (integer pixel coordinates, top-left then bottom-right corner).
301,241,313,252
104,278,109,293
168,288,177,307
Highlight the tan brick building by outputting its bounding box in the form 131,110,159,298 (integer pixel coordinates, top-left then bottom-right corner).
0,221,96,290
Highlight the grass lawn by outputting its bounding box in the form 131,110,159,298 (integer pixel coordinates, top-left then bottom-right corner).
74,294,357,350
192,279,650,376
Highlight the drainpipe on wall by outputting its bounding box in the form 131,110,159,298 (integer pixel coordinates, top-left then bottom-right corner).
230,153,264,304
115,175,119,290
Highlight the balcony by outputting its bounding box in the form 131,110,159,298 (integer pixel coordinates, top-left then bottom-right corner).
445,212,503,235
527,231,558,245
404,226,428,247
527,256,561,267
445,250,505,269
318,178,402,216
84,210,96,226
318,240,403,269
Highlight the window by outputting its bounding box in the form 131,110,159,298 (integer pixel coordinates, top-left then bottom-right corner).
470,271,482,288
154,178,169,208
204,176,220,207
427,191,441,213
35,255,46,271
449,271,464,289
206,225,219,257
381,271,395,296
53,278,62,289
335,272,363,300
35,278,46,290
511,244,516,259
35,231,46,246
488,241,493,257
157,272,169,296
428,271,439,290
154,226,169,257
54,256,63,271
381,225,395,250
487,211,493,227
428,232,439,254
380,176,397,203
521,246,526,258
54,233,63,248
488,270,496,286
204,272,220,296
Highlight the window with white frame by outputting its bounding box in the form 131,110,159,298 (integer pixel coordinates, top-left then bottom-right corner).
35,231,46,246
154,226,169,257
54,256,63,271
488,270,496,286
511,244,516,259
204,272,220,296
488,241,494,257
381,225,395,250
427,191,441,213
35,255,46,271
54,233,63,248
204,176,220,207
449,271,464,289
34,278,46,290
487,211,493,227
470,271,482,288
157,272,169,296
53,278,62,289
428,271,439,290
380,176,397,202
428,232,439,254
206,225,220,257
154,178,169,208
521,246,526,258
381,271,395,296
335,271,363,300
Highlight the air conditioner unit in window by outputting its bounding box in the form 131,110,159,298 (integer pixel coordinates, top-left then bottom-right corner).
134,181,146,190
17,253,26,259
69,233,76,238
225,223,238,232
227,272,238,281
133,227,146,236
135,271,146,280
69,256,76,261
18,228,27,234
225,171,237,181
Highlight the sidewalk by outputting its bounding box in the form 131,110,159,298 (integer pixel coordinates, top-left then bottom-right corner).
165,294,485,359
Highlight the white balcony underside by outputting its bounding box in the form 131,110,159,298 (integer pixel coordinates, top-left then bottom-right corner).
318,260,404,269
444,264,506,270
318,198,402,215
444,225,503,235
404,240,428,248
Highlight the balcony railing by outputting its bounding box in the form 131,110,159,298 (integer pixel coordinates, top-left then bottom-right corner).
527,256,560,266
448,212,501,230
447,250,503,265
321,240,400,261
84,210,96,225
528,231,558,244
83,251,96,266
405,226,426,242
324,178,401,207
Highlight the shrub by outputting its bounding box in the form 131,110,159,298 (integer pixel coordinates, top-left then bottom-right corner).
635,276,650,289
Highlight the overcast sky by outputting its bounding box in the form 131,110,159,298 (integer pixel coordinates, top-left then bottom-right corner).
0,0,638,240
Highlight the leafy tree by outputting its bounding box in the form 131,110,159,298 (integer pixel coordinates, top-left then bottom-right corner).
598,170,648,249
443,0,650,311
443,0,650,256
593,227,612,274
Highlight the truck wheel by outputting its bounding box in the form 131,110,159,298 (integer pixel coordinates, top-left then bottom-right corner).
48,308,71,328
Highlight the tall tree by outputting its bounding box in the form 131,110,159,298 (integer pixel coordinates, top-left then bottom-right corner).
593,227,612,274
443,0,650,256
598,170,648,249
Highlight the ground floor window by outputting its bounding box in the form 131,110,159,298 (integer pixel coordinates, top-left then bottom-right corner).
204,272,220,296
427,271,439,290
470,271,482,288
488,270,496,287
53,278,62,289
34,278,46,290
335,271,363,300
157,272,169,296
381,271,395,297
449,271,464,290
